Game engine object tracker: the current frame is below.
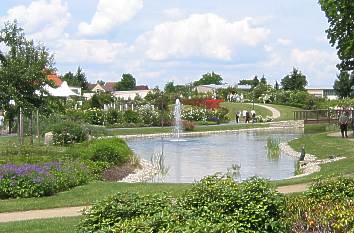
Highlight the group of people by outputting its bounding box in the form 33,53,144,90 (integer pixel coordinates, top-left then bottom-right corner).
338,111,354,138
235,110,257,124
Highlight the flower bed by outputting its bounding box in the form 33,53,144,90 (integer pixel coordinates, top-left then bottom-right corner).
0,161,90,198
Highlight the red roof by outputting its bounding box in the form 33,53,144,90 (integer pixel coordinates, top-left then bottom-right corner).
47,74,62,87
104,82,118,92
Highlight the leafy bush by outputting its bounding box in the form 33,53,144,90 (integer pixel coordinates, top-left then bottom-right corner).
89,138,133,165
285,176,354,233
51,121,88,145
182,120,195,131
123,110,141,124
84,108,105,125
79,175,287,232
105,109,124,125
137,104,160,126
0,161,90,199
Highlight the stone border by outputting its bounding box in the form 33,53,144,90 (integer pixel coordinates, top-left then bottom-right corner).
119,159,158,183
279,141,345,179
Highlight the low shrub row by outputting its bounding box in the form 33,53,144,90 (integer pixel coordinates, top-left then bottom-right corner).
78,175,286,232
0,161,90,198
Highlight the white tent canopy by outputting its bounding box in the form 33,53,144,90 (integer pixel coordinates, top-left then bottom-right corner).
43,81,79,97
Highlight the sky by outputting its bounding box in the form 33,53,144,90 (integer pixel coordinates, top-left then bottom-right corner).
0,0,340,88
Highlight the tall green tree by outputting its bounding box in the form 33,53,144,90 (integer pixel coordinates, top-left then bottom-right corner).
281,68,308,91
274,81,280,90
260,75,267,85
116,73,136,91
194,72,223,86
61,66,88,90
333,71,353,98
0,21,54,111
253,76,260,87
319,0,354,71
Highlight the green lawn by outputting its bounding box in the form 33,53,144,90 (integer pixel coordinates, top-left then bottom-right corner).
267,104,303,121
0,182,190,213
0,217,80,233
275,132,354,186
220,102,272,120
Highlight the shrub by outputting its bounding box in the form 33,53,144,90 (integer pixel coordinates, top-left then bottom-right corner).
123,110,141,124
84,108,105,125
0,161,90,199
89,138,133,165
106,109,124,125
182,120,195,131
51,121,87,145
79,175,287,233
137,104,160,126
285,176,354,233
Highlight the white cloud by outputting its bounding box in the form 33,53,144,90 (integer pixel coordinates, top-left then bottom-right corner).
277,37,292,46
291,48,337,69
0,0,70,42
135,14,270,61
78,0,143,36
163,8,186,19
54,39,127,64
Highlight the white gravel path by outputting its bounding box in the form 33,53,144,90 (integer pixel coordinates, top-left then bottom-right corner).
253,103,281,119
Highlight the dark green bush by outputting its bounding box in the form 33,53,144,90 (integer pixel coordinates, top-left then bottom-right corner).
123,110,140,124
89,138,133,165
51,121,88,145
106,109,124,125
79,175,287,233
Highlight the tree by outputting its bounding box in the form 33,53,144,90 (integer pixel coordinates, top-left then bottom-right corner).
61,67,88,90
281,68,308,91
194,72,223,86
333,71,353,98
260,75,267,85
116,73,136,91
0,21,54,141
97,80,105,86
253,76,260,87
319,0,354,71
164,81,176,94
274,81,280,90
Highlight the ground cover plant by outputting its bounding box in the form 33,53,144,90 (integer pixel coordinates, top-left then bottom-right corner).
78,175,287,233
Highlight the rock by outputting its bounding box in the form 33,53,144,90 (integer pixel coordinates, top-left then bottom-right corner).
44,132,53,145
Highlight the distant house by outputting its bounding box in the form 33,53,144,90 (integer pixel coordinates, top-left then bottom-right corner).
236,84,252,91
196,84,232,94
306,87,338,100
104,82,118,92
47,74,82,96
113,90,151,100
89,83,106,93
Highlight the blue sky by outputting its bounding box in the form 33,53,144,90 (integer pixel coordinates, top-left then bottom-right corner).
0,0,339,88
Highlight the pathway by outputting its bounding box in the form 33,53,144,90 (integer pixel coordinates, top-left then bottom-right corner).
253,103,281,119
0,183,310,223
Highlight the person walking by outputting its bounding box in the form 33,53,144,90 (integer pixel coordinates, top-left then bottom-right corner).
338,111,349,138
235,111,240,124
245,111,250,123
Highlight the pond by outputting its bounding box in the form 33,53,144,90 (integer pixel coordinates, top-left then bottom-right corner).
127,129,303,183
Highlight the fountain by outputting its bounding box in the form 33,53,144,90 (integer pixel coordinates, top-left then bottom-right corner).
171,99,185,141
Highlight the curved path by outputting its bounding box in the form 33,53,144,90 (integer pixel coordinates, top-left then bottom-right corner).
0,183,310,223
253,103,281,119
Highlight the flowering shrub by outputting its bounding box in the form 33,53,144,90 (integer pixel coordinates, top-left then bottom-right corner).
182,98,224,109
123,110,140,124
84,108,105,125
182,107,207,121
285,176,354,233
0,161,90,198
256,115,273,123
51,122,87,145
137,104,160,126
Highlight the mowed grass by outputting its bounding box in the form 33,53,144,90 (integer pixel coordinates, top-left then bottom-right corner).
275,132,354,186
0,217,80,233
267,104,303,121
0,182,190,213
220,102,272,120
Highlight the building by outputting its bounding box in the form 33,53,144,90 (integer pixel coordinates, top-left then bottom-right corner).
196,84,232,94
306,87,338,100
47,74,82,96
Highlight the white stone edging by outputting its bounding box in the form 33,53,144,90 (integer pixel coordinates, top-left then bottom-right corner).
119,159,158,183
279,141,346,179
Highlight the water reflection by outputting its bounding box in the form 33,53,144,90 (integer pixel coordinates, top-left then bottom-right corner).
128,129,303,183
